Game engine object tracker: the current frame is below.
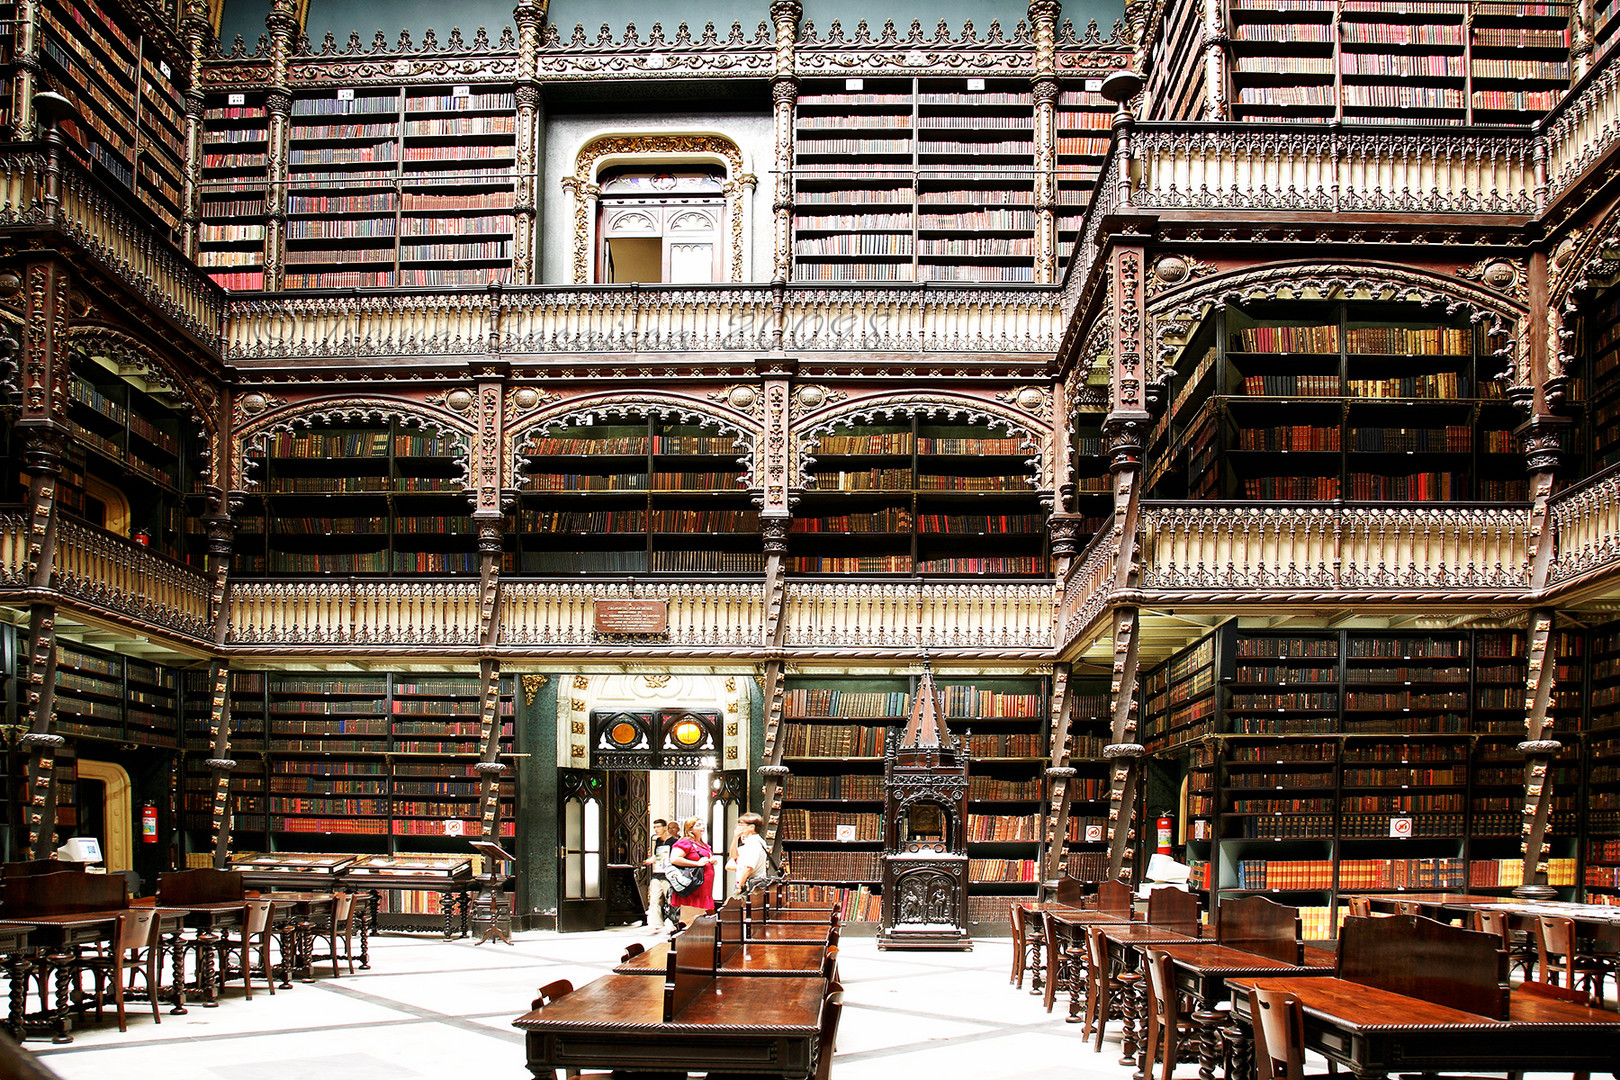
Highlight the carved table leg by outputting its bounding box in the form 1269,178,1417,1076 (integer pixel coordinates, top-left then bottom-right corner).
50,952,72,1044
8,956,30,1040
1192,1007,1224,1080
1133,972,1152,1080
168,931,188,1014
359,891,376,970
197,932,219,1007
460,891,471,939
1117,970,1141,1068
1224,1020,1253,1080
1030,940,1044,996
444,892,454,941
1067,951,1086,1023
276,922,295,989
298,919,316,982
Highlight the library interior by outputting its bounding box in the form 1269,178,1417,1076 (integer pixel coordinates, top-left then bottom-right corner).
6,0,1620,1077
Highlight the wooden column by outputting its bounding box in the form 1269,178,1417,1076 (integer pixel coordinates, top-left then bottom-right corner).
9,0,41,139
512,0,544,284
261,1,299,291
1030,0,1060,284
179,0,212,258
202,514,239,867
1202,0,1229,120
769,1,801,283
472,364,510,839
755,362,795,857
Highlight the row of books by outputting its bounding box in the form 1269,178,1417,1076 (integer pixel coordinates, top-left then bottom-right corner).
964,733,1044,757
780,811,883,841
967,814,1040,841
785,690,909,718
783,775,886,800
780,724,890,757
1236,856,1467,891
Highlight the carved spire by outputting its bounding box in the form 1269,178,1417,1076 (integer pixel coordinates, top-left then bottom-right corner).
898,663,955,762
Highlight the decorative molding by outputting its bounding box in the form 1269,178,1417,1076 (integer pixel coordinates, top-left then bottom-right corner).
521,673,549,705
231,396,476,493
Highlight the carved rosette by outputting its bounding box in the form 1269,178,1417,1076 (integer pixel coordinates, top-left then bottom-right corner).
1048,513,1085,560
761,513,790,554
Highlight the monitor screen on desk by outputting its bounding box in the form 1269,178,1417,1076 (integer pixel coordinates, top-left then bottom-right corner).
56,837,103,863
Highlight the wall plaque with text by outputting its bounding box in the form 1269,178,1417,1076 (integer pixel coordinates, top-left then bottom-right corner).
593,599,669,635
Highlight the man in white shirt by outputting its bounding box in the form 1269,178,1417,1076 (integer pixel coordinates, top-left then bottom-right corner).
643,819,675,926
732,812,769,896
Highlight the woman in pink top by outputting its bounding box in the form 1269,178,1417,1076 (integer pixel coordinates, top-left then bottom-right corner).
669,815,718,928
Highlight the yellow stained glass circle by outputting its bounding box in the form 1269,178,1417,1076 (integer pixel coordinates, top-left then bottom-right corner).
611,721,639,746
672,720,704,746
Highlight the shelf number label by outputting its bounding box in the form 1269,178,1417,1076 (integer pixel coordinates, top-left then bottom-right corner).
1085,79,1103,92
159,60,171,78
228,93,245,106
338,88,354,101
1390,817,1413,839
845,79,864,91
453,85,471,98
966,78,986,91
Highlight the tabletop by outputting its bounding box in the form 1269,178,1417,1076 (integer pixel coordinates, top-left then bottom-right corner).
615,941,826,976
514,971,825,1033
741,923,833,942
1234,975,1620,1031
1098,923,1199,945
1151,940,1336,976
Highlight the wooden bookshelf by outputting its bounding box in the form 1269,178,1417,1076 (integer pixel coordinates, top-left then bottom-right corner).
1223,0,1572,127
34,0,187,240
1055,85,1114,265
198,90,269,291
1149,300,1524,502
514,417,762,576
793,77,1042,283
234,421,473,576
283,85,517,289
792,417,1050,577
54,642,179,748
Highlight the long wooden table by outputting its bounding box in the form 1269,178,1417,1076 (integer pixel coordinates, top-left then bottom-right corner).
1229,975,1620,1079
616,939,827,977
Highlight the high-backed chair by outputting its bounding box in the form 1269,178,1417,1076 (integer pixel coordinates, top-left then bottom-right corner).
312,891,359,977
80,909,163,1032
1017,904,1046,993
1041,911,1084,1015
1249,987,1306,1080
1082,924,1126,1051
1346,896,1372,919
234,899,280,999
1009,902,1028,987
1538,916,1616,1003
1472,909,1536,982
1142,949,1197,1080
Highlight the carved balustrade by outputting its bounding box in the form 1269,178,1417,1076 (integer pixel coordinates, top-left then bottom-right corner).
223,283,1064,362
779,581,1052,653
1545,50,1620,202
1139,503,1531,597
501,580,765,649
1055,527,1119,655
0,153,224,344
0,510,28,586
1548,464,1620,591
228,579,483,646
1131,125,1539,216
49,519,212,637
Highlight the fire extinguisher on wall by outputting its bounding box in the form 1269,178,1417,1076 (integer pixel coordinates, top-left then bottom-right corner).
1156,812,1174,857
141,803,159,843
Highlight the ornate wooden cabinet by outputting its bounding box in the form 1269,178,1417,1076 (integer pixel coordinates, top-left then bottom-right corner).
878,667,972,950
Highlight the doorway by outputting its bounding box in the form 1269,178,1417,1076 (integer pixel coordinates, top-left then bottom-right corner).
596,166,725,284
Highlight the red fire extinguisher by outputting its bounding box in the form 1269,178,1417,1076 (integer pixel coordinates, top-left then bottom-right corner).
141,804,158,843
1156,812,1174,856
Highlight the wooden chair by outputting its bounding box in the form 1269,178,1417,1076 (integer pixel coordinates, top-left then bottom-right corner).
1081,924,1126,1051
80,909,163,1032
1537,916,1616,1003
1041,912,1084,1015
812,989,843,1080
1249,987,1306,1080
1142,949,1197,1080
619,942,645,963
1009,902,1027,987
1346,896,1372,919
531,977,573,1010
1472,909,1536,982
311,891,358,977
234,899,279,999
1017,904,1046,993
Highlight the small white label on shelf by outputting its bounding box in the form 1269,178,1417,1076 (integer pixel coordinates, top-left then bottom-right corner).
1085,79,1103,92
160,60,171,78
453,85,471,97
1390,817,1413,839
338,88,354,101
444,818,465,836
967,78,986,91
228,93,245,106
1085,825,1104,842
845,79,864,91
836,824,857,843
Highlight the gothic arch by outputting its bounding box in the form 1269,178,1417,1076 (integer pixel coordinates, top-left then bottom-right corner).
795,394,1051,492
507,393,760,491
1147,260,1528,399
564,132,756,284
231,395,476,494
1547,205,1620,396
67,325,221,487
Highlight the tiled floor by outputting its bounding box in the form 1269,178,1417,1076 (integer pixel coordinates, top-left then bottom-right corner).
18,926,1573,1080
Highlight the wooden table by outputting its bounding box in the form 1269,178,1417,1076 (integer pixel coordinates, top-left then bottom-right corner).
1097,921,1198,1072
1229,974,1620,1079
616,940,827,977
514,971,826,1079
0,925,30,1040
1152,940,1336,1080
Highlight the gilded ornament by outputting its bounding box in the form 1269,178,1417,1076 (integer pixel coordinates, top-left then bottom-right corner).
239,392,270,415
728,385,758,410
445,388,476,413
794,385,825,409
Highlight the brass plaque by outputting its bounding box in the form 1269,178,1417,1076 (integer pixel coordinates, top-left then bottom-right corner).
593,599,669,635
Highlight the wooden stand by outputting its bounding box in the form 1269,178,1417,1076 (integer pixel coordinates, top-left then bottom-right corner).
471,841,515,946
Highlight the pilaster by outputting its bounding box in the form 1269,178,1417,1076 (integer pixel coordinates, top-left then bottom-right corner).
262,1,300,291
180,0,213,258
770,1,802,283
1030,1,1061,283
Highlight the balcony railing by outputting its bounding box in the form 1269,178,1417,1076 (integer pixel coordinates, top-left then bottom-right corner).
1056,527,1118,654
501,580,765,649
1548,464,1620,591
223,282,1066,363
0,151,224,344
228,580,483,646
780,581,1053,652
1544,47,1620,203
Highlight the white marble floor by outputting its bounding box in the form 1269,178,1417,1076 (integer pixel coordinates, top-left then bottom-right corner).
16,926,1575,1080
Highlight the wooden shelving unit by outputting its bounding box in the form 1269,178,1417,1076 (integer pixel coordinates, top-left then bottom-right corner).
198,91,269,291
1149,300,1524,502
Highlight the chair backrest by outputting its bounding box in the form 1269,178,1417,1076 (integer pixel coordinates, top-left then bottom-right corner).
1085,924,1109,976
1396,901,1422,917
1347,896,1372,919
1472,909,1509,943
116,908,160,955
814,990,844,1080
1009,903,1025,948
1145,887,1200,936
332,890,356,926
243,898,274,937
1144,949,1174,1022
1096,879,1133,917
532,978,573,1010
1040,909,1058,960
620,942,645,963
820,944,839,982
1539,915,1576,973
1249,988,1305,1080
1518,976,1598,1008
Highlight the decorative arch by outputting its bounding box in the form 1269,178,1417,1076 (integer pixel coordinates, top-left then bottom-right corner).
67,325,221,489
1146,260,1528,401
563,133,756,284
230,395,476,494
507,393,760,491
1548,207,1620,399
794,394,1052,492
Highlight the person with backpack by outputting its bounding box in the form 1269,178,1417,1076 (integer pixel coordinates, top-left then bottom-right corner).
642,818,676,928
667,816,718,929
